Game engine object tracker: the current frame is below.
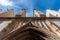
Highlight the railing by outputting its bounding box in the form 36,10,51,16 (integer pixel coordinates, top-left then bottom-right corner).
0,17,60,20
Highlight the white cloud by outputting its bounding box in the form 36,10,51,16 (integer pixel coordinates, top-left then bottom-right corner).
0,0,14,6
0,0,20,9
20,0,33,8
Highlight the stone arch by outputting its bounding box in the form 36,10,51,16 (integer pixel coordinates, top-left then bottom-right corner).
4,28,48,40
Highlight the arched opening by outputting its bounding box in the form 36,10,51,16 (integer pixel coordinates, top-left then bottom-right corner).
13,28,47,40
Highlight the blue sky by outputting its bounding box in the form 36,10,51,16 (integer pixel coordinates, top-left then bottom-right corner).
0,0,60,17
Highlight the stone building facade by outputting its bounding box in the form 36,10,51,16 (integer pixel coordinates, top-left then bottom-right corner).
0,9,60,40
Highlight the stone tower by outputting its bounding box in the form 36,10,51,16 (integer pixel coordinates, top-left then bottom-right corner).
16,9,26,17
0,9,14,17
